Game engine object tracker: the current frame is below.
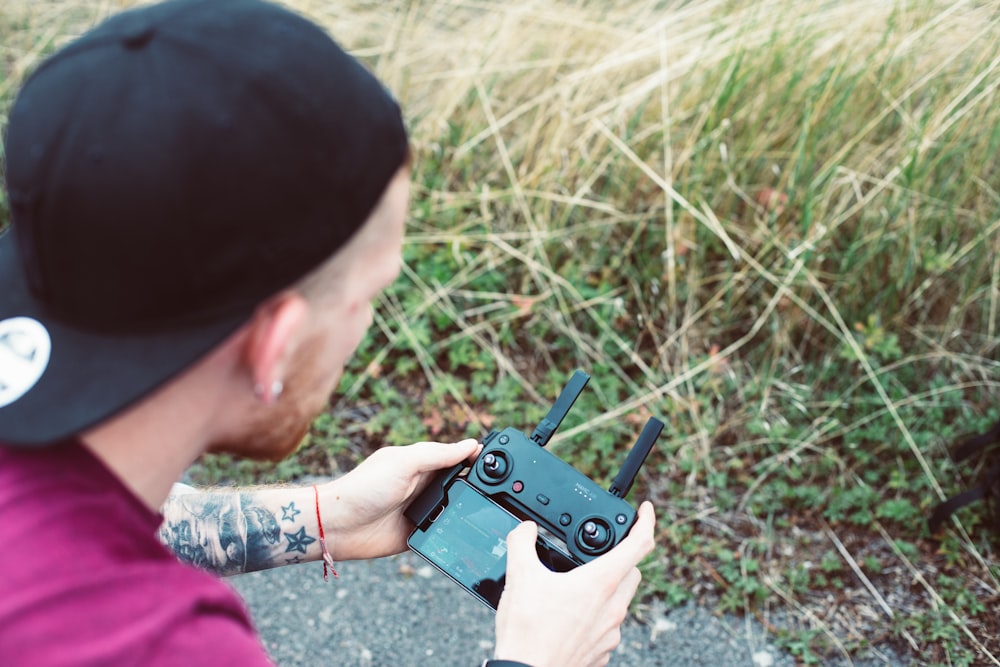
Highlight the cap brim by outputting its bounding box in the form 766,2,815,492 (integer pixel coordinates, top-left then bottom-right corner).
0,234,250,446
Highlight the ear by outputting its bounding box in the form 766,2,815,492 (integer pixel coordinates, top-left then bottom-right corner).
241,291,309,402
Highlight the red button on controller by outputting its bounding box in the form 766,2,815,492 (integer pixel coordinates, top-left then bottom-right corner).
512,480,524,493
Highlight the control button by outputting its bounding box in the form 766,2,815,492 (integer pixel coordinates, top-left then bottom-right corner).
536,494,550,506
512,480,524,493
498,434,510,445
616,513,627,525
559,513,572,526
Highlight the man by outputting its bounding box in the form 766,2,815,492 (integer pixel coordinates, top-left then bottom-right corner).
0,0,655,665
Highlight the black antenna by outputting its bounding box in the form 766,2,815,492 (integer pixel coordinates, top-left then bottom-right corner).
529,370,590,447
609,417,664,498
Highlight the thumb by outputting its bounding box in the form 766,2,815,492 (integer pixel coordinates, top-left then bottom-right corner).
504,520,540,577
409,438,480,473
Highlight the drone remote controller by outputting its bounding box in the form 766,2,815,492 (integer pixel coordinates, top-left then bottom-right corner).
405,370,663,608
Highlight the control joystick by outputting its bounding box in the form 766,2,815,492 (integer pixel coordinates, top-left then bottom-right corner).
480,451,509,481
578,519,612,553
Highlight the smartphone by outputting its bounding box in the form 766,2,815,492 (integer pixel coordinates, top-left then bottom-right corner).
406,478,576,610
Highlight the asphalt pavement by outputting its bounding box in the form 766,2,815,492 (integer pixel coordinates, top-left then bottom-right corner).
230,553,909,667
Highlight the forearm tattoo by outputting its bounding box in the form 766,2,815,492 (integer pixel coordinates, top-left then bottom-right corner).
158,491,317,576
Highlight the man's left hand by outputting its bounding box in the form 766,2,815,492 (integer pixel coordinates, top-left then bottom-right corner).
318,439,481,561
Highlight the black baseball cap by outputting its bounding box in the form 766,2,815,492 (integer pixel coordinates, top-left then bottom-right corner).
0,0,409,446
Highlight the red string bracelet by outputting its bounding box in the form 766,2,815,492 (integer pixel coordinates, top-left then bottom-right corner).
313,484,338,580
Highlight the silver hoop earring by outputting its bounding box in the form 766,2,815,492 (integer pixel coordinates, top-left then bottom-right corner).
254,380,284,403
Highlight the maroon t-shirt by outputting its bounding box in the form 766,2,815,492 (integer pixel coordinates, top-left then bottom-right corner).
0,439,274,666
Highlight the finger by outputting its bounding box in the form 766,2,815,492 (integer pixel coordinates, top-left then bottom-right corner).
583,568,640,653
504,520,541,580
621,500,655,555
406,439,480,473
608,566,642,611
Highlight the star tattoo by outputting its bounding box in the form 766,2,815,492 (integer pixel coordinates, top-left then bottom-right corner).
285,556,304,564
284,527,316,554
281,502,301,523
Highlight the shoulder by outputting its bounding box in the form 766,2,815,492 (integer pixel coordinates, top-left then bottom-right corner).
0,555,271,666
0,443,272,665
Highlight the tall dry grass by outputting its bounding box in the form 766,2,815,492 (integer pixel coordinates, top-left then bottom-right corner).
2,0,999,662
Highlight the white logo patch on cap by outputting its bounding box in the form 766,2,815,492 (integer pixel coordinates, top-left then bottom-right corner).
0,317,52,408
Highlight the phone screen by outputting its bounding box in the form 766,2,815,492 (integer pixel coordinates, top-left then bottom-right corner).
408,478,582,609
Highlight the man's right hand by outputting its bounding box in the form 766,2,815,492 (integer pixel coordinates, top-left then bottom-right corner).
492,501,657,667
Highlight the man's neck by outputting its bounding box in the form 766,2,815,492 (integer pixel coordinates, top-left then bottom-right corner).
80,352,240,511
81,426,204,512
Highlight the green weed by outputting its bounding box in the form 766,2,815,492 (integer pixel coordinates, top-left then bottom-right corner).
2,0,999,662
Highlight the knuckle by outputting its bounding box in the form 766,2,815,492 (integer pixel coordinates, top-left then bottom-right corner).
614,606,629,626
590,629,620,666
589,652,612,667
